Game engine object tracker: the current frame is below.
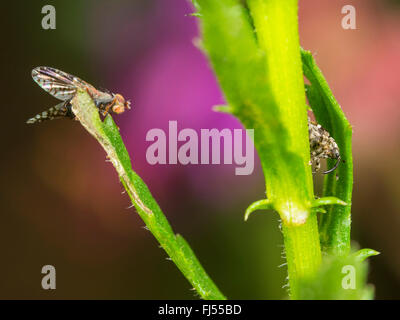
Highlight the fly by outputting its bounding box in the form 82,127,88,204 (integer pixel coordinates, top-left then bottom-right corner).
308,117,342,174
27,66,131,124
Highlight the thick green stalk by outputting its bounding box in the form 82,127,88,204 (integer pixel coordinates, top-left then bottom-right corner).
247,0,314,226
246,0,320,297
194,0,322,298
281,213,321,298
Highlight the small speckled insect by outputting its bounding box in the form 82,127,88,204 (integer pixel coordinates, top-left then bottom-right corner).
27,66,131,124
308,117,341,174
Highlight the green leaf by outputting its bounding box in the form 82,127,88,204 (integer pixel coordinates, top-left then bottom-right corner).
354,248,380,262
312,196,347,208
301,48,354,255
70,90,225,300
313,207,326,214
244,199,273,221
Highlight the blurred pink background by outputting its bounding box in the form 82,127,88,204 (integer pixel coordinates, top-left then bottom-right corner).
1,0,399,298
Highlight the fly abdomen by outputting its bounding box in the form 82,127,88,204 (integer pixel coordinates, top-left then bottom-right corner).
26,101,74,124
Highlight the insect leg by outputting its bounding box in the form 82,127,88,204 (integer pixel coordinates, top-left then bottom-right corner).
102,97,117,116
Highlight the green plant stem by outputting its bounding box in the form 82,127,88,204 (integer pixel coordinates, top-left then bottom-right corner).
281,213,321,298
247,0,314,225
194,0,322,298
247,0,321,297
70,90,225,300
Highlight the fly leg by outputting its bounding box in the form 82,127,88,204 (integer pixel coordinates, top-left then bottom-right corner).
83,86,115,117
101,97,117,117
64,100,77,120
102,103,113,116
83,87,108,115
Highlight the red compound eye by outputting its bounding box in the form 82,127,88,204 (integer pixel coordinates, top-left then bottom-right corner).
114,94,125,104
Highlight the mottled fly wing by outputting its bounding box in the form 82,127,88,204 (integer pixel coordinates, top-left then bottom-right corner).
31,66,96,101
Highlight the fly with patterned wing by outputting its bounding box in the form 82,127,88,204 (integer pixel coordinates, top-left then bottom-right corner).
27,67,131,124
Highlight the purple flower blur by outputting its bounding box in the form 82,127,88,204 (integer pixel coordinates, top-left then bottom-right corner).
86,0,261,207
